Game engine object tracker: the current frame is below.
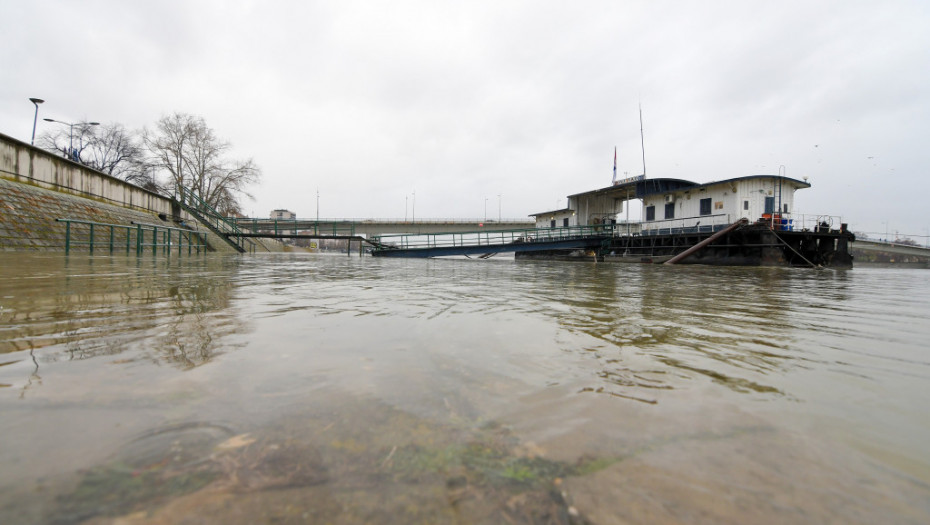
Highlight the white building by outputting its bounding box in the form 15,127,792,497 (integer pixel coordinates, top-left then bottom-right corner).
531,175,811,233
270,209,296,220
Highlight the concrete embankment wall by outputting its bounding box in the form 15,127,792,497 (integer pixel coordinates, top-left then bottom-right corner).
0,132,280,253
1,132,176,217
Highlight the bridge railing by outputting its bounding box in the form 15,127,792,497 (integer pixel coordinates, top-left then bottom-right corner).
372,224,615,251
238,217,534,224
234,218,357,236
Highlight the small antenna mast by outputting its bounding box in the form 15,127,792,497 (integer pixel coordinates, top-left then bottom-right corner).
639,103,647,179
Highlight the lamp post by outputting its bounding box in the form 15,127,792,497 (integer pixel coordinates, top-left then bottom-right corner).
29,98,44,145
498,194,502,222
42,118,99,160
484,197,488,222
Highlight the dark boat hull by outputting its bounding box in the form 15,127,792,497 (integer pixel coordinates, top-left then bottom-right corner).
516,222,855,268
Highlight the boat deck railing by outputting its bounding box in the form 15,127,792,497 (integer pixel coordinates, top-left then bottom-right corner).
634,212,846,236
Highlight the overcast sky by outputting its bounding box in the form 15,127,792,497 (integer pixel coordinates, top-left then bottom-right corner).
3,0,929,238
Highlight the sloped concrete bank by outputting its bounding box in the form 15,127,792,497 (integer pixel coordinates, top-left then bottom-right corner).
0,132,282,254
0,177,241,253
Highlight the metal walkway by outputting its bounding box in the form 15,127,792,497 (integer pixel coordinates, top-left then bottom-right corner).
370,225,615,258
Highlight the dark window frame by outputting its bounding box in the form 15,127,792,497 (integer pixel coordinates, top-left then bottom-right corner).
699,198,712,216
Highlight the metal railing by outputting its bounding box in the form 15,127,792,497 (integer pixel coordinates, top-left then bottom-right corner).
57,218,208,255
372,224,615,251
777,214,845,232
638,213,732,236
176,186,254,252
235,218,357,237
637,212,846,235
242,217,534,224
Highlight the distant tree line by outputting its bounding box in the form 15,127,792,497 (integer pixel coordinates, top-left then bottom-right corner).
38,112,261,216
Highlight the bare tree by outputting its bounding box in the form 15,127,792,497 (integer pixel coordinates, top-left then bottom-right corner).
83,123,145,180
39,122,148,183
39,122,99,164
142,113,261,213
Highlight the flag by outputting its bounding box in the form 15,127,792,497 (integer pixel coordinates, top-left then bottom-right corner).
612,147,617,183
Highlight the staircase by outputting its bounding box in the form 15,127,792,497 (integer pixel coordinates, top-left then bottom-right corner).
174,186,252,253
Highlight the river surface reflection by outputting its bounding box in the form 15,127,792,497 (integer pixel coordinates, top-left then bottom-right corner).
1,252,928,524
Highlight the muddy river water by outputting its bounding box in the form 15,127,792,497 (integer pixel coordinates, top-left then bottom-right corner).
1,252,928,524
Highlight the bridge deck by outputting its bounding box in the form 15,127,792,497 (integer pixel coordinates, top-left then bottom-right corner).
371,225,614,258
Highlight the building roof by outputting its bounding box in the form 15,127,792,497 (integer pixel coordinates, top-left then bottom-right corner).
566,174,811,202
528,207,573,218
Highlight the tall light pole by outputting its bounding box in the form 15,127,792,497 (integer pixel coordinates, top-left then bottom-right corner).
484,197,488,222
412,191,416,222
498,194,502,222
29,98,44,145
43,118,99,160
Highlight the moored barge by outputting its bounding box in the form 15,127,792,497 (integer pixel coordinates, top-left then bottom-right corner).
521,174,854,267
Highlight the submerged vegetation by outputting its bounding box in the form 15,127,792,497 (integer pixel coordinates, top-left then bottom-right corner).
48,399,619,524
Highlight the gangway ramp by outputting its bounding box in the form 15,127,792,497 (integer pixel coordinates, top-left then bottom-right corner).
370,225,614,258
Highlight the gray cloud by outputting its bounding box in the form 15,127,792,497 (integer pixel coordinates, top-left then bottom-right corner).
3,0,928,238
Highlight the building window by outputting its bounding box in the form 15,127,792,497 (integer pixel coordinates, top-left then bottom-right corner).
743,200,749,210
563,218,569,227
699,198,712,216
783,203,789,214
664,202,675,219
550,220,556,228
645,205,656,221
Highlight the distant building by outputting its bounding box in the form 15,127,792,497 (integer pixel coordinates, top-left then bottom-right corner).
270,209,296,220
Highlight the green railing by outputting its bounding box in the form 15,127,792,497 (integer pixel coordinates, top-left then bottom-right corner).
372,224,616,251
176,186,254,252
235,218,357,237
57,219,208,255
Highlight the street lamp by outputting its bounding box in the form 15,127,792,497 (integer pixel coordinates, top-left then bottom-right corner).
498,194,502,222
29,98,44,145
484,197,488,222
43,118,99,160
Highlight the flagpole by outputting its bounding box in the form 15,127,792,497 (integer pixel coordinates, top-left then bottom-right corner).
639,103,647,179
612,146,617,183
